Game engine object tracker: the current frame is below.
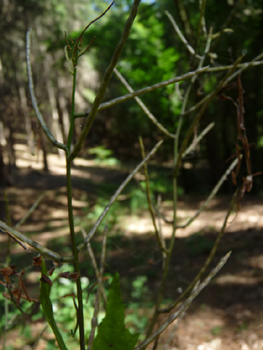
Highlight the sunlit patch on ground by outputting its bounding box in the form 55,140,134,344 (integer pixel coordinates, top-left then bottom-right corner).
1,145,263,350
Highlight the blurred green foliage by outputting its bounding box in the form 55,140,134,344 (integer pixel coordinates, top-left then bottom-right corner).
89,146,120,166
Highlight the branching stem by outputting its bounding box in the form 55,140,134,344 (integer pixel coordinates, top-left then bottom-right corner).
69,0,141,161
26,29,67,154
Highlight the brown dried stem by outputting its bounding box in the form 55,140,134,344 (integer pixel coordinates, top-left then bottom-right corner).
136,251,231,350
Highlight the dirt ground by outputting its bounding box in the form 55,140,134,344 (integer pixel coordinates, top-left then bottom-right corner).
1,148,263,350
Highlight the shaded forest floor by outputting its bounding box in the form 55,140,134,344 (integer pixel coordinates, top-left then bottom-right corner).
1,148,263,350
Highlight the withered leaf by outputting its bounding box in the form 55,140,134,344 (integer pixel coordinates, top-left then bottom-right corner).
48,267,56,276
33,255,42,266
61,293,77,298
59,271,71,279
0,266,17,276
40,274,52,286
0,266,17,284
69,273,80,281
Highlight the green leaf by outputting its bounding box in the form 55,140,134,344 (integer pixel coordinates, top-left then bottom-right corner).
40,260,68,350
93,273,139,350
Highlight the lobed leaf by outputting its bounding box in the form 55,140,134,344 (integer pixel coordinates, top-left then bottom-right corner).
93,273,139,350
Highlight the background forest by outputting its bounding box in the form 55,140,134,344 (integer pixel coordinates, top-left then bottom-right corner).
1,0,263,192
1,0,263,350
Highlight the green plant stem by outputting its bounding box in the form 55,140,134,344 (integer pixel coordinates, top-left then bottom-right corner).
78,140,163,251
136,252,231,350
183,53,263,117
173,55,244,177
67,68,77,150
160,190,238,313
139,137,168,253
115,68,175,139
69,0,141,161
195,0,207,51
144,168,178,341
4,191,11,350
74,66,208,118
40,260,68,350
75,59,263,119
144,36,192,341
66,159,85,350
165,11,200,58
145,27,213,340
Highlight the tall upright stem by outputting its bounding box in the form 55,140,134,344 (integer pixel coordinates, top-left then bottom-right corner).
67,68,77,151
66,159,85,350
144,137,179,340
66,65,85,350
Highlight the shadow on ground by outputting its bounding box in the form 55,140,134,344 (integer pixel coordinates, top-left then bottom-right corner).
0,165,263,350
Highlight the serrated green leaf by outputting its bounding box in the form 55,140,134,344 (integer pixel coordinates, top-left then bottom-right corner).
93,273,139,350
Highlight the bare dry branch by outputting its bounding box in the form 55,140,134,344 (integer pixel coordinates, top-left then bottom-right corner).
78,140,163,251
69,0,141,161
114,68,175,138
0,221,73,263
26,29,67,153
74,66,209,118
135,252,231,350
15,194,45,229
139,137,168,254
165,11,201,58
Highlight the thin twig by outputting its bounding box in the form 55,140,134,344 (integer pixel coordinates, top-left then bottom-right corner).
177,157,239,228
211,0,240,46
173,55,244,176
143,32,213,342
176,0,193,41
114,68,175,138
139,137,168,254
225,52,263,85
162,309,186,350
135,251,231,350
160,191,237,314
156,195,167,270
15,194,45,229
81,228,107,304
75,60,263,120
162,283,201,350
165,11,201,58
183,57,263,116
4,191,11,350
72,2,115,65
199,0,207,37
26,29,67,153
78,139,163,251
0,221,73,263
32,324,49,350
87,227,107,350
69,0,141,161
74,66,209,119
173,27,212,172
207,60,263,72
195,0,207,51
182,122,214,158
134,156,238,230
